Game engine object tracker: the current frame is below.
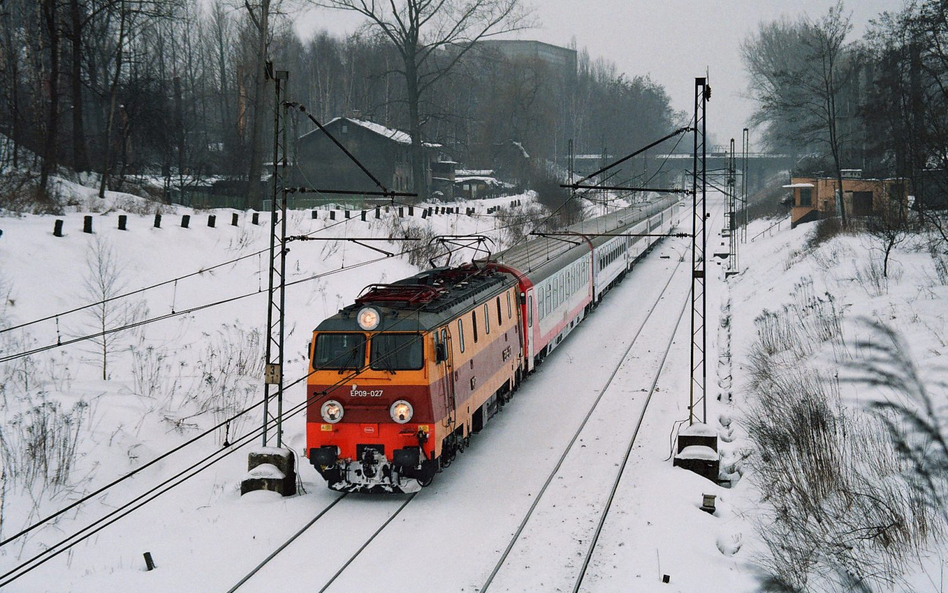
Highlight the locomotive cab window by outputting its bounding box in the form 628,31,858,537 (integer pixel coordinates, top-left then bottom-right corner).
472,310,479,342
458,319,465,352
370,333,423,371
313,333,365,370
484,304,490,335
496,297,503,326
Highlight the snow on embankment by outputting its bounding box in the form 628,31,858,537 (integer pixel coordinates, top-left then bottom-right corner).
726,216,948,591
0,191,533,590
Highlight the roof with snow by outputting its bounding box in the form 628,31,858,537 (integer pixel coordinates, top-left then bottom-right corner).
299,117,441,149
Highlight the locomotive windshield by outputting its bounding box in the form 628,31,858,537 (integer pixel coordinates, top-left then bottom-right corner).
313,333,366,370
370,333,424,371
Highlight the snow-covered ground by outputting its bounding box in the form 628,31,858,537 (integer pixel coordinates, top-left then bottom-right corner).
2,181,946,592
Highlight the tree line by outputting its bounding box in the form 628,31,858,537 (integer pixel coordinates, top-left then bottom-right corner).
743,0,948,218
0,0,680,208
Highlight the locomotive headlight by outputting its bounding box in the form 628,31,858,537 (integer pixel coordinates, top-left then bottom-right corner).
320,400,345,423
357,307,380,331
390,400,413,424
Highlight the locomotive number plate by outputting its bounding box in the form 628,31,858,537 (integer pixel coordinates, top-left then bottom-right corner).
350,384,383,398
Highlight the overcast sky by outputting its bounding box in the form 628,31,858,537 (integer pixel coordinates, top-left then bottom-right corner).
294,0,902,151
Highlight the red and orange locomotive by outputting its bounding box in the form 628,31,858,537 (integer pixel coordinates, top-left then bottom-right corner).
306,265,523,493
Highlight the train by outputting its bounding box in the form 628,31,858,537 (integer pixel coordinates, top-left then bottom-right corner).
305,195,681,493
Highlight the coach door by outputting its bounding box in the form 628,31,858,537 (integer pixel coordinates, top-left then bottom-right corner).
438,327,457,430
524,289,535,372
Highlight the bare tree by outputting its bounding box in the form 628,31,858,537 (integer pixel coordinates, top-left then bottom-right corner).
743,1,856,226
866,189,911,278
242,0,276,209
313,0,531,202
81,237,146,380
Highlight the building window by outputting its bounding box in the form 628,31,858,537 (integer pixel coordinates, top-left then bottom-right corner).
799,188,812,207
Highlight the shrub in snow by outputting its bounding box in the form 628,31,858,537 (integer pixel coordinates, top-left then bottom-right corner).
0,394,91,494
746,304,936,591
850,321,948,542
189,323,263,445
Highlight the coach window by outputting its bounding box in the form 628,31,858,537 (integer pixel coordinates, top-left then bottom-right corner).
528,295,533,327
457,319,465,353
484,304,490,335
538,286,544,320
496,297,503,326
472,310,479,343
546,285,552,315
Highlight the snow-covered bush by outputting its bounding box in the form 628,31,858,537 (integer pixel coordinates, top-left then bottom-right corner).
746,303,935,591
0,394,91,494
190,323,264,445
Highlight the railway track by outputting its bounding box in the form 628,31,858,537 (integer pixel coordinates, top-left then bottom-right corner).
225,203,722,593
223,241,690,593
479,203,724,593
477,246,692,592
226,493,416,592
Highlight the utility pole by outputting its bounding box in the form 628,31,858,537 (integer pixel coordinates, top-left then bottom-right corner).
263,68,289,449
689,77,709,426
242,67,296,498
741,128,749,243
726,138,738,277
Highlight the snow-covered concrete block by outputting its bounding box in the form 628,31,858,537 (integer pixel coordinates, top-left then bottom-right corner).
673,444,721,482
240,447,297,496
677,422,719,453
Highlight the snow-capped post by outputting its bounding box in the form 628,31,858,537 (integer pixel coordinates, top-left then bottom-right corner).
83,215,93,234
143,552,156,571
53,219,64,237
421,208,428,219
118,215,127,230
330,210,335,220
232,213,239,226
252,212,260,225
409,206,414,216
375,206,380,219
345,210,350,219
181,214,190,228
399,207,404,217
311,210,318,219
208,214,216,228
361,210,366,221
154,213,161,228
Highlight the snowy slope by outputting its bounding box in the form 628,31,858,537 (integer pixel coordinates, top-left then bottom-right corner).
2,183,946,592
